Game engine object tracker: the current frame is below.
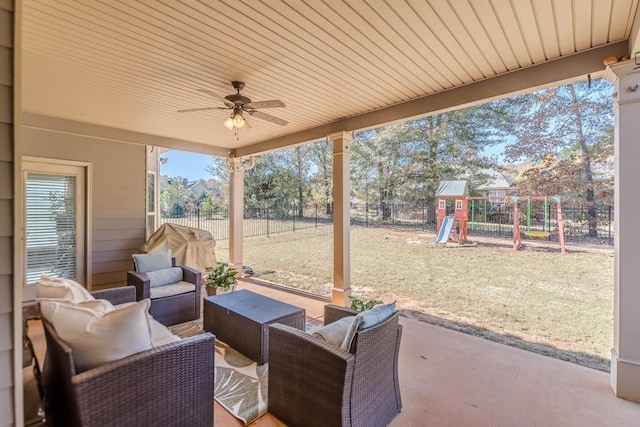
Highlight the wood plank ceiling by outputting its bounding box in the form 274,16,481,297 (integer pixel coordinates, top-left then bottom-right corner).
21,0,639,155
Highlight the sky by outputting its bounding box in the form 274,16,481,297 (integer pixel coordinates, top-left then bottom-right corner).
161,150,213,180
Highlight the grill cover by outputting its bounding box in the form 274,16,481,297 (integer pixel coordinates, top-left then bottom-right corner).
139,223,216,273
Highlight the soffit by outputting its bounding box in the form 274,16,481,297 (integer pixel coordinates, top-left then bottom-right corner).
21,0,638,154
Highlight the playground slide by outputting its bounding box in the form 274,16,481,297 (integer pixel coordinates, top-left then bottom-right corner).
435,215,454,244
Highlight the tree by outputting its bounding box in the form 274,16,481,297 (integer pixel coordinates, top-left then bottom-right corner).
204,157,230,211
290,145,312,217
160,180,191,217
308,139,333,215
351,126,414,219
351,104,506,220
243,151,297,214
504,78,614,236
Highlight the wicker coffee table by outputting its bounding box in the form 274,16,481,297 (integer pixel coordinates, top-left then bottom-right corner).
203,289,306,364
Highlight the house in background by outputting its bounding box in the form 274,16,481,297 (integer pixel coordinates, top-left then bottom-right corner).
187,181,210,197
474,169,517,207
3,2,640,424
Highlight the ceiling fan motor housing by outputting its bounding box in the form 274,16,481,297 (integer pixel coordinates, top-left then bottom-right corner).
225,94,252,105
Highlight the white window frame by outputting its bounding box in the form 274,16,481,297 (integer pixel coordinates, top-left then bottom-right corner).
22,156,92,297
146,170,157,239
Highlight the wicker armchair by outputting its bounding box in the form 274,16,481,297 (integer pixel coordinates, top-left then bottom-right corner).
41,286,215,427
268,304,403,427
127,258,202,326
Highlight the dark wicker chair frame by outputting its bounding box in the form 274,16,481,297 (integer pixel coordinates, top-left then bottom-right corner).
127,258,202,326
41,286,215,427
268,304,403,427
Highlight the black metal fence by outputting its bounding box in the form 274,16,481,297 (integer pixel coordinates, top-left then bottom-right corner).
160,203,333,241
161,200,614,246
352,201,614,246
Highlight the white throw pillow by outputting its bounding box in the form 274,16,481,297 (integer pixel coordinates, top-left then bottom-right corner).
40,299,114,323
132,250,172,273
47,299,154,372
311,315,361,351
36,275,94,303
148,317,181,347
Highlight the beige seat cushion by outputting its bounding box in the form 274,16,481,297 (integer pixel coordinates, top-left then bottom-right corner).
149,281,195,299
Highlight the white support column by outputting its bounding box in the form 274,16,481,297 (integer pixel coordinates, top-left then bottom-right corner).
330,132,352,306
606,60,640,402
228,156,244,275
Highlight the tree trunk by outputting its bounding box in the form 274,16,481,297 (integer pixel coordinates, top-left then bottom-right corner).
569,84,598,237
298,186,304,218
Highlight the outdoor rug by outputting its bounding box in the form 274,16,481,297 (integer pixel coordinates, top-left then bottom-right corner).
169,319,268,425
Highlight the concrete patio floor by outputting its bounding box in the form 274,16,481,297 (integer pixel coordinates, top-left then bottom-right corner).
24,279,640,426
223,279,640,427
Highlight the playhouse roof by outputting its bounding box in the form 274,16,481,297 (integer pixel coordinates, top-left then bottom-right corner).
436,180,470,197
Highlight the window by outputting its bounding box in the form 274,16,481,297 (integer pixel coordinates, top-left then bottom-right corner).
438,199,446,210
455,200,463,211
146,171,157,238
24,161,86,285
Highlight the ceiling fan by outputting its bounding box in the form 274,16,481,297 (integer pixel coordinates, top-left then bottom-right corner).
178,81,288,130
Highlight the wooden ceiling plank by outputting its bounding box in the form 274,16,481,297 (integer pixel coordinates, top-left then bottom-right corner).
182,0,388,110
79,0,370,115
269,0,435,98
491,0,534,67
511,1,546,62
471,0,520,70
357,0,444,91
532,0,561,59
610,0,637,41
573,0,593,50
124,0,374,111
406,0,475,82
314,0,434,96
553,0,576,55
592,0,613,45
225,3,401,106
446,0,507,75
389,4,460,88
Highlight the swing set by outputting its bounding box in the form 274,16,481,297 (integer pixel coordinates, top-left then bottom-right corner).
435,180,566,253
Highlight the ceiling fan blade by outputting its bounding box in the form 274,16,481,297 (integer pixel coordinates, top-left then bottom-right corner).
197,89,234,108
246,100,286,109
248,110,288,126
177,106,227,113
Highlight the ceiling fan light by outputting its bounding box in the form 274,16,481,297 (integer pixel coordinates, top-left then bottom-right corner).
223,117,234,130
233,112,246,128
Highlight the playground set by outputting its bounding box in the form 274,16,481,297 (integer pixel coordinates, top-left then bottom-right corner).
435,180,566,253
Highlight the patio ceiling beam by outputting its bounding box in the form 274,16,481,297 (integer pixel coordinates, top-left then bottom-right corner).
235,41,628,157
22,113,231,157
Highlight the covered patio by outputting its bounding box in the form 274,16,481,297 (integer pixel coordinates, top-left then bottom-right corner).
24,279,640,425
4,1,640,425
229,280,640,427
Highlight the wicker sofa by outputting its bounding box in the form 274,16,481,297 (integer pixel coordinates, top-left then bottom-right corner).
268,304,403,427
41,286,215,427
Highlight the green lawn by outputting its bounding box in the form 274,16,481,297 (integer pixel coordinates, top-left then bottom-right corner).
216,226,614,371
